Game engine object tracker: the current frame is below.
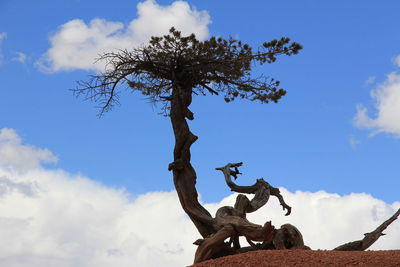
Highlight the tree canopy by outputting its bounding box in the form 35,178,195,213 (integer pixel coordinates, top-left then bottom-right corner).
76,27,302,115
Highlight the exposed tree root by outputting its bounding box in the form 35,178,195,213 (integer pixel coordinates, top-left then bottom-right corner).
193,163,306,264
193,163,400,264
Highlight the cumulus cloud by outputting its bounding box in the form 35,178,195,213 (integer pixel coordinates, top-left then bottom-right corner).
246,190,400,250
354,72,400,138
0,128,58,171
0,128,399,267
0,32,7,63
36,0,211,72
0,169,197,266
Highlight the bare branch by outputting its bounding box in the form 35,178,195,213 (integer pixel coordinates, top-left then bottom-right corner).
334,208,400,251
216,163,291,215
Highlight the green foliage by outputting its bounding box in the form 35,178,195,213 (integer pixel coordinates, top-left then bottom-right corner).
76,27,302,114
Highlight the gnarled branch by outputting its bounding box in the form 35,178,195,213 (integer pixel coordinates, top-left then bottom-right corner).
216,162,291,215
334,208,400,251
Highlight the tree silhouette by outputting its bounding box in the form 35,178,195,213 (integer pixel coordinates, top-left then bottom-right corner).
75,28,399,264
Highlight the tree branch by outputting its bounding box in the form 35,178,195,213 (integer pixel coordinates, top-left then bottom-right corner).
334,208,400,251
216,162,291,215
200,83,219,95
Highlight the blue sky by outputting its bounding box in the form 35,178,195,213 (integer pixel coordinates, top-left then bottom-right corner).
1,1,400,202
1,1,400,266
4,0,400,202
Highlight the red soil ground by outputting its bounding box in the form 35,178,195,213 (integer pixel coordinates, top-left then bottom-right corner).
191,250,400,267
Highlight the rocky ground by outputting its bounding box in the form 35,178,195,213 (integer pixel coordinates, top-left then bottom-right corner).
191,250,400,267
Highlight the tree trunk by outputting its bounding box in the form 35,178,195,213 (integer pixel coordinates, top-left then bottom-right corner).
168,84,214,238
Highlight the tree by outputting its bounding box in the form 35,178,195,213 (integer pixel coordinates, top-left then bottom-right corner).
75,28,399,264
76,27,302,236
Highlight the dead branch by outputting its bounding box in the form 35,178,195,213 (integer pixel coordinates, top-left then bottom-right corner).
216,162,291,215
334,208,400,251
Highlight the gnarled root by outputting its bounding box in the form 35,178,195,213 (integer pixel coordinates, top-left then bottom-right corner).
193,225,236,264
273,224,309,250
193,220,276,264
193,162,311,264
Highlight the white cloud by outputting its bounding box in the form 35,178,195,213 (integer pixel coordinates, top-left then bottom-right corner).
0,168,197,267
0,128,399,267
37,0,211,73
354,72,400,138
0,32,7,63
246,190,400,250
0,128,58,171
12,51,28,63
393,55,400,67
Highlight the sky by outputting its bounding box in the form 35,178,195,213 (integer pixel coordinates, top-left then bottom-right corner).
0,0,400,266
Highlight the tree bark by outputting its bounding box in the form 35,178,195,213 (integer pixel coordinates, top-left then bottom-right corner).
168,84,214,238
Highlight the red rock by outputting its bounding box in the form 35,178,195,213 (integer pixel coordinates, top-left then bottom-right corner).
191,250,400,267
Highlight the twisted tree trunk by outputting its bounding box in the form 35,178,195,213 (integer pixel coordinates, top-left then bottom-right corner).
168,84,214,238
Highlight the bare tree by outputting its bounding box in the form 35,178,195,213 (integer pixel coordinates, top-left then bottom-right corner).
75,28,399,264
